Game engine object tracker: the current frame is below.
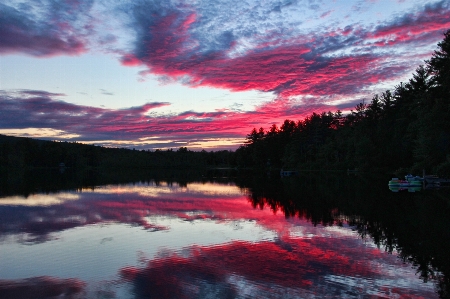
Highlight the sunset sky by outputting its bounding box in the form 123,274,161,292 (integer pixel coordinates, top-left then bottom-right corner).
1,0,449,150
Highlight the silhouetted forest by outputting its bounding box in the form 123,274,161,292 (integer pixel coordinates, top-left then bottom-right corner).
0,134,235,170
236,30,450,175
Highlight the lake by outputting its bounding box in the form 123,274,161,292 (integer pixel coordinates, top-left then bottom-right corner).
0,169,448,298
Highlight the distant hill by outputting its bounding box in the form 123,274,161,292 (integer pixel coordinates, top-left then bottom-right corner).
0,134,235,170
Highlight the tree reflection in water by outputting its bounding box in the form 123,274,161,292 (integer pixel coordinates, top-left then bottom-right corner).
235,171,450,298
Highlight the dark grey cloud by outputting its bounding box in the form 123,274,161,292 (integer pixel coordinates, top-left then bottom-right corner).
0,90,169,139
0,1,93,56
19,89,67,97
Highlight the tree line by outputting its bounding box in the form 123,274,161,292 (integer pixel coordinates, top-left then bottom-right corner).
236,30,450,176
0,135,235,170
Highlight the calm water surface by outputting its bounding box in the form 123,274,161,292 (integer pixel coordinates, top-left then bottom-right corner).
0,175,443,298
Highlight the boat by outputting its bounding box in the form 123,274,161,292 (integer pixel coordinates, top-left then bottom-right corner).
389,174,448,191
388,177,422,192
388,178,422,187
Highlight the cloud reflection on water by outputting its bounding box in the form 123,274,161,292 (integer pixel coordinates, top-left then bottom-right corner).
0,181,439,298
0,181,287,243
120,236,436,298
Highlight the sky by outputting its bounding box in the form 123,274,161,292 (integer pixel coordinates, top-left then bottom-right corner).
0,0,449,150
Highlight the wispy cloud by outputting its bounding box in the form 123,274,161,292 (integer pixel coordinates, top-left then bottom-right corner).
320,10,334,18
100,89,114,96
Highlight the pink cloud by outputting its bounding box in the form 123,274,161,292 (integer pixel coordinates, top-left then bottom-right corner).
370,2,450,47
123,10,417,103
120,54,142,67
130,12,382,98
120,236,435,298
119,2,450,103
0,91,337,149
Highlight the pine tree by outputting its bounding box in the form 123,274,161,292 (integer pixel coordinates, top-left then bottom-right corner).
413,30,450,174
427,29,450,96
